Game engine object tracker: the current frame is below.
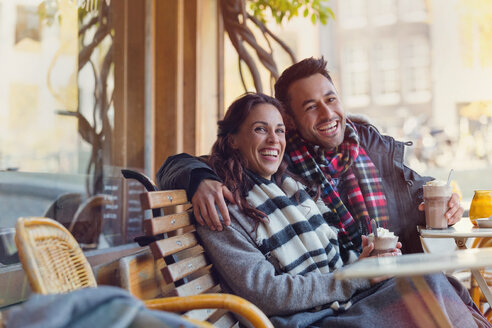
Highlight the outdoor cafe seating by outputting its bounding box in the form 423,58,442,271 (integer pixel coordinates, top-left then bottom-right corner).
4,217,273,328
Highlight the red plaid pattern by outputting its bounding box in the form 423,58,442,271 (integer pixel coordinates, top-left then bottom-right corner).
287,120,389,251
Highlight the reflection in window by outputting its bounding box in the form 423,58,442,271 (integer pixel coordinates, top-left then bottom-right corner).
0,0,144,267
341,43,370,108
15,5,40,44
373,39,400,105
2,0,78,174
403,37,431,103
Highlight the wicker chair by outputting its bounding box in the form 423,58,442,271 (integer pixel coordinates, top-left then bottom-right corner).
14,217,273,328
15,217,97,294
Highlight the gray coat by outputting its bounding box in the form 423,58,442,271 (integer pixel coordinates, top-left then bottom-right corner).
196,190,482,328
197,204,371,317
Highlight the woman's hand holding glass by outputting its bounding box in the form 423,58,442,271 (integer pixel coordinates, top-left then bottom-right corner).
359,235,402,260
358,235,402,284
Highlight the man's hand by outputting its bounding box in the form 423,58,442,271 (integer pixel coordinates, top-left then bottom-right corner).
191,179,235,231
418,192,464,226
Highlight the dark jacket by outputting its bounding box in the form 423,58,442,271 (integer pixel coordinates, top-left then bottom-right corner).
157,121,432,254
351,122,432,254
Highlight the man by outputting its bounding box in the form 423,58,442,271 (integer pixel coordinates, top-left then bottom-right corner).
158,57,463,254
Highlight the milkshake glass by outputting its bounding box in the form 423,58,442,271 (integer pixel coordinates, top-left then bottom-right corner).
423,181,452,229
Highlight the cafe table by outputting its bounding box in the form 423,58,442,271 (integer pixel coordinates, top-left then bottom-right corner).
334,248,492,328
418,222,492,307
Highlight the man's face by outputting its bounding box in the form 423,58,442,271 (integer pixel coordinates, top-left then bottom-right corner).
287,73,346,150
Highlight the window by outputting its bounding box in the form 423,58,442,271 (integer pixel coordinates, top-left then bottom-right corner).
402,37,431,103
399,0,428,22
373,39,400,104
325,0,492,207
1,0,222,310
341,43,370,107
0,0,146,267
370,0,397,26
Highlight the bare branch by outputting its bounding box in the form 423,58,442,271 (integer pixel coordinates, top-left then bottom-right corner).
238,57,248,91
220,0,297,92
248,14,297,63
79,16,99,36
79,22,110,71
88,59,100,132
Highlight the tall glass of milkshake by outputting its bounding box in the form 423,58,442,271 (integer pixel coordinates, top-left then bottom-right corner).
423,180,452,229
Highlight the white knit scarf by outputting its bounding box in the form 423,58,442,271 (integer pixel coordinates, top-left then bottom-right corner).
244,173,359,275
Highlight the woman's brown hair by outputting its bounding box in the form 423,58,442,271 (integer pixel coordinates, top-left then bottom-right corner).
207,93,287,227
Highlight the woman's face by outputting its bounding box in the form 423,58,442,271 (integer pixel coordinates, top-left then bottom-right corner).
230,103,286,180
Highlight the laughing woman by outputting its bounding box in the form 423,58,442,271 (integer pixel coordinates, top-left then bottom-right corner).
196,93,489,328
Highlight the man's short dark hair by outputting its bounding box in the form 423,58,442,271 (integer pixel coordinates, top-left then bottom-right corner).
274,57,333,115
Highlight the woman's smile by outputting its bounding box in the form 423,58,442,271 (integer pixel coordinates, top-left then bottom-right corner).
230,103,286,179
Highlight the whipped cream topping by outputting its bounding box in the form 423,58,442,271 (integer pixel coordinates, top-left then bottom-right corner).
368,227,395,238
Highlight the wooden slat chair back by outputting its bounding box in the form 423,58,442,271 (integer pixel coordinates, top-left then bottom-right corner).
140,189,256,327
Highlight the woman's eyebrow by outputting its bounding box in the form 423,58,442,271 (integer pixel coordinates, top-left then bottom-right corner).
252,121,285,127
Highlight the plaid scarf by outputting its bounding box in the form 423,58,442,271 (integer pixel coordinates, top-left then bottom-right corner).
287,120,389,251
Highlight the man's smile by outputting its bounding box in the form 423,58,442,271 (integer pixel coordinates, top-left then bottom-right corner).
317,120,339,137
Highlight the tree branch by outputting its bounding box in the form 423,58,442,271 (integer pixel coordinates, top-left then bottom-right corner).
220,0,297,93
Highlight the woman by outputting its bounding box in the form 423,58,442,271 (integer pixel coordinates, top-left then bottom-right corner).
197,93,488,328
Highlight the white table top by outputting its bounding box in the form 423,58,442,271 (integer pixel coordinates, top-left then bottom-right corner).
418,225,492,238
334,248,492,279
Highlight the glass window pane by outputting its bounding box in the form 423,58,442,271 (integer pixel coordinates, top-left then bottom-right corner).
325,0,492,207
341,43,370,107
0,0,146,268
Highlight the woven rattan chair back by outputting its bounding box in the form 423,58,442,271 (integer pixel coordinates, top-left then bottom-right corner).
15,217,97,294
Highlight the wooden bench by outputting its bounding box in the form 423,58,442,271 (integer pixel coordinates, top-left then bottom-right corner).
121,170,273,327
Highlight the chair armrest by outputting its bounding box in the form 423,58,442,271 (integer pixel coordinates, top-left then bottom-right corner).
121,169,162,218
144,293,274,328
121,169,158,192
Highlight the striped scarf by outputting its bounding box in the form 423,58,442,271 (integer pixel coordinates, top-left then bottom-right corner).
287,120,389,252
235,171,358,311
